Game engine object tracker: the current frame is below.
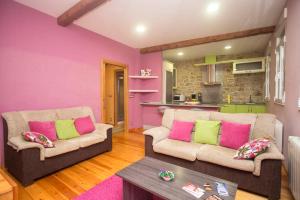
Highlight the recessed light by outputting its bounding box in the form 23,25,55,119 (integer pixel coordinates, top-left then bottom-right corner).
177,52,184,56
135,24,146,33
224,45,232,50
207,2,220,13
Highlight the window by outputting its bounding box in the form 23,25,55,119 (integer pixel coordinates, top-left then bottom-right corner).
264,56,271,101
274,31,286,104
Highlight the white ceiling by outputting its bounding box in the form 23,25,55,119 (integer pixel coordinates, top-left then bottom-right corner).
163,34,272,62
15,0,286,48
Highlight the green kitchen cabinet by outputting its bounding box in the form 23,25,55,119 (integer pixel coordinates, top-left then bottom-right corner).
235,105,249,113
220,104,266,113
250,105,266,113
220,105,236,113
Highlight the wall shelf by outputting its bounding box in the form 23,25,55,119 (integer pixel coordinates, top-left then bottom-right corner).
129,90,159,93
129,75,158,79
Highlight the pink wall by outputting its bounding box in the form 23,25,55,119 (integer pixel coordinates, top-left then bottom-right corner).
139,53,163,126
0,0,145,164
267,0,300,166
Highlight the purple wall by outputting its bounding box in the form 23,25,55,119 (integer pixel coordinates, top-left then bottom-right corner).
267,0,300,165
0,0,146,164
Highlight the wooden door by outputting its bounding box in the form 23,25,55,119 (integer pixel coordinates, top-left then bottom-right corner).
104,65,116,125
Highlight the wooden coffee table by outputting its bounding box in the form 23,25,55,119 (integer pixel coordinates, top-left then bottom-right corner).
117,157,237,200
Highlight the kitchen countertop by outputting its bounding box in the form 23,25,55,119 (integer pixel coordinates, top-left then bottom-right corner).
140,102,220,108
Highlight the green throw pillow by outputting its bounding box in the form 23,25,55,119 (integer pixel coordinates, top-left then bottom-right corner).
194,120,220,145
55,120,80,140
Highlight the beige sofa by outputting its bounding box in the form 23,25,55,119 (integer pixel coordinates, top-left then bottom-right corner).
2,106,113,186
144,109,284,200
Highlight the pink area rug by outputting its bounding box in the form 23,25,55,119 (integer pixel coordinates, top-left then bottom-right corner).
73,175,163,200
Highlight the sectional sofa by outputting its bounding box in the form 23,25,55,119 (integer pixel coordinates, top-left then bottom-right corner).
144,109,284,200
2,106,112,186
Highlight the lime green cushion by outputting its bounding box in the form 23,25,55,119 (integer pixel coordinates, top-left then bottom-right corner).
194,120,220,145
55,120,80,140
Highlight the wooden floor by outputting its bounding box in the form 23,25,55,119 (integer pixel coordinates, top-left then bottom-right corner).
5,132,294,200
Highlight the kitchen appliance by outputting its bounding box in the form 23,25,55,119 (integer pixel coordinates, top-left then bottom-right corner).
173,94,185,102
191,93,197,101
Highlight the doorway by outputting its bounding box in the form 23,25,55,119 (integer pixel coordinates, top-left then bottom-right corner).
101,60,128,133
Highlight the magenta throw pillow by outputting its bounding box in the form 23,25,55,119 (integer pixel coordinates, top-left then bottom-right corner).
220,120,251,150
28,121,57,141
168,120,194,142
74,116,95,135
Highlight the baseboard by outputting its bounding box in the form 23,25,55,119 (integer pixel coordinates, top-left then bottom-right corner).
128,127,144,134
143,125,157,130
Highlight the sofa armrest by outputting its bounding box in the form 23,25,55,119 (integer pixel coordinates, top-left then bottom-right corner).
253,143,284,176
143,126,170,144
94,123,113,139
8,135,45,160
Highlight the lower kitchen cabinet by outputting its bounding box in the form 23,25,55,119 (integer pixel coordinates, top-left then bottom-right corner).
220,104,266,113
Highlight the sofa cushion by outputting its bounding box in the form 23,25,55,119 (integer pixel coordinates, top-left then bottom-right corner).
168,120,194,142
210,112,257,136
194,120,220,145
2,112,28,139
252,114,276,141
67,132,106,148
174,109,210,122
21,109,58,122
153,139,204,161
94,123,113,139
143,126,170,144
45,140,79,158
162,109,175,129
56,106,96,122
197,145,255,172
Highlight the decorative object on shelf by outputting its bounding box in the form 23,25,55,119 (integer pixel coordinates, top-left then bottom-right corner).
159,170,175,181
140,69,146,76
145,68,152,76
140,68,152,76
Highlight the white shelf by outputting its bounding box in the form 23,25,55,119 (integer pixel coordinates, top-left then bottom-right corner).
129,90,159,93
129,75,158,79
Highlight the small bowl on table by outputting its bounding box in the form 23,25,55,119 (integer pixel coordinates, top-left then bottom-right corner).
159,170,175,182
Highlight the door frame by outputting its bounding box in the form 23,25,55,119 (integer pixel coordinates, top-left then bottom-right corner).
100,59,129,133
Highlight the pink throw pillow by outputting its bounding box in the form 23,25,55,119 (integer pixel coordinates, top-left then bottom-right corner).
74,116,95,135
28,121,57,141
168,120,194,142
220,120,251,150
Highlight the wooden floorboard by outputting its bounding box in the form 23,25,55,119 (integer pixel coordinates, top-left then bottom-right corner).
3,131,294,200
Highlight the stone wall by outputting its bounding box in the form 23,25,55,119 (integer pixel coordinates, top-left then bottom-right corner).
173,56,265,103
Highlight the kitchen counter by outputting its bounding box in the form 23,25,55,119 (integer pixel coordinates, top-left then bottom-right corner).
140,102,220,108
219,102,266,105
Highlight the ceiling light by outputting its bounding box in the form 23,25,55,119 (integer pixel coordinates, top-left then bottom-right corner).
177,52,184,56
224,45,232,50
135,25,146,33
207,2,220,13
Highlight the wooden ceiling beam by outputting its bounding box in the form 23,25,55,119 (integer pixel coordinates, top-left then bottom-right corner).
140,26,275,54
57,0,110,27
